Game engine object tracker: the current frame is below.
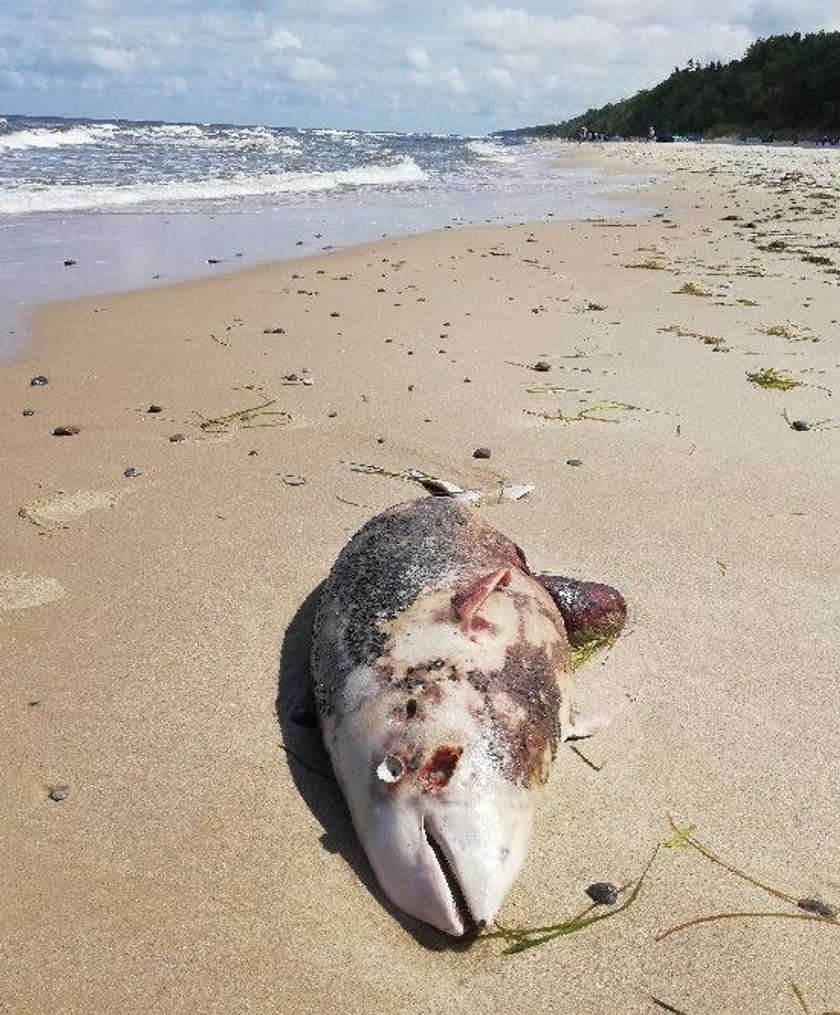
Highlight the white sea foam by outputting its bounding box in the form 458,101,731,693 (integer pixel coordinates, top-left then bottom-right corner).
0,157,428,214
0,124,119,151
466,139,517,164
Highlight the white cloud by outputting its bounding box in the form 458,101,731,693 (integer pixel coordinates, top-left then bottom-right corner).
487,66,515,90
87,45,138,73
405,46,430,71
281,55,335,84
268,29,303,52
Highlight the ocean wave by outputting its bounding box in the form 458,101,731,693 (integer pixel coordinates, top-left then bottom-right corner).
0,157,428,214
0,124,119,151
465,139,517,164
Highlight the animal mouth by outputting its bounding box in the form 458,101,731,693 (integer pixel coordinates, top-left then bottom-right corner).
423,819,480,935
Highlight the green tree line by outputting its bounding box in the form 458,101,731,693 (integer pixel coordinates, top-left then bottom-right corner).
506,31,840,140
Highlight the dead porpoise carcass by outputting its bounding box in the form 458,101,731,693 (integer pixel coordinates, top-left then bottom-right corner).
311,497,625,936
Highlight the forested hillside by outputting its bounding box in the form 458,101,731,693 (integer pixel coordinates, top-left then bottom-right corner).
507,31,840,140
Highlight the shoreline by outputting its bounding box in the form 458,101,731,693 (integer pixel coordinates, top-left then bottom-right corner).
2,142,839,1015
0,147,651,360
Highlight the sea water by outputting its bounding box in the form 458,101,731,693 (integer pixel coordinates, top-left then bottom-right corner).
0,114,649,352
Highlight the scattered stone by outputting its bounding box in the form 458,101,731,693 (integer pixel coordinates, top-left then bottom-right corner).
52,426,80,437
586,882,619,906
169,433,186,443
327,411,337,418
147,404,163,413
22,409,35,417
330,311,340,318
377,437,386,444
567,458,583,467
586,302,606,311
48,785,70,802
797,898,837,918
473,447,491,459
30,375,49,387
263,327,286,335
207,258,222,264
123,467,140,478
463,377,472,384
63,259,76,267
248,450,258,457
790,419,811,431
532,360,551,372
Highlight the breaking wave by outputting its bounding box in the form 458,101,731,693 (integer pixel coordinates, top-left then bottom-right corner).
0,157,428,214
0,124,119,151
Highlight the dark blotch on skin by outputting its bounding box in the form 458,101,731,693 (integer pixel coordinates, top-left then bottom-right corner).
406,698,417,719
311,499,522,719
537,575,626,647
468,635,566,788
420,746,463,792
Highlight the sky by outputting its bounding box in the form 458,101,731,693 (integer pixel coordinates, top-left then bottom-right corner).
1,1,838,134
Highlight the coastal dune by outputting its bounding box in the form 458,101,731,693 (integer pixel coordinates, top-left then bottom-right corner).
1,143,839,1014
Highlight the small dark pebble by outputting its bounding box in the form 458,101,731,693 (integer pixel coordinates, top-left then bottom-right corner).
532,360,551,372
123,466,140,478
28,699,41,707
30,375,49,386
327,411,337,418
207,258,222,264
63,259,76,267
23,408,35,416
567,458,583,466
586,882,619,906
263,327,286,335
463,377,472,383
587,302,606,311
147,404,163,413
473,447,491,459
53,425,80,437
169,433,186,443
330,311,340,318
248,450,258,457
377,437,386,444
48,785,70,802
790,419,811,431
797,898,836,918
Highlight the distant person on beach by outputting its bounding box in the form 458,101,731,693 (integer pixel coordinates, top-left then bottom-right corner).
648,126,656,142
579,126,588,143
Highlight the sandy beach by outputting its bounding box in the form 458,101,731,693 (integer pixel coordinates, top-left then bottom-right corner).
2,142,839,1014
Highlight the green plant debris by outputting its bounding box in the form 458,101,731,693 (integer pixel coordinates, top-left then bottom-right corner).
484,848,658,954
625,259,670,270
570,634,616,671
663,824,697,849
747,368,804,391
720,214,742,221
760,322,810,341
656,816,839,943
676,281,712,296
527,384,593,395
736,298,759,306
716,559,728,575
659,323,726,350
656,910,839,943
525,401,640,424
801,253,834,266
196,399,291,432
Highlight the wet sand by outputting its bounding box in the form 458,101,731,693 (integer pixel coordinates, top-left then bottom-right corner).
1,142,839,1015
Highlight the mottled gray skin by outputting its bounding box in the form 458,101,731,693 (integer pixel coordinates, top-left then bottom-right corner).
311,497,568,788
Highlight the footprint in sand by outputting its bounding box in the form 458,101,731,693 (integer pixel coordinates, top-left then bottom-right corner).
0,572,66,610
19,489,122,528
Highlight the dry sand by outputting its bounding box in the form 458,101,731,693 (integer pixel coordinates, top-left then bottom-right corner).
1,142,839,1015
